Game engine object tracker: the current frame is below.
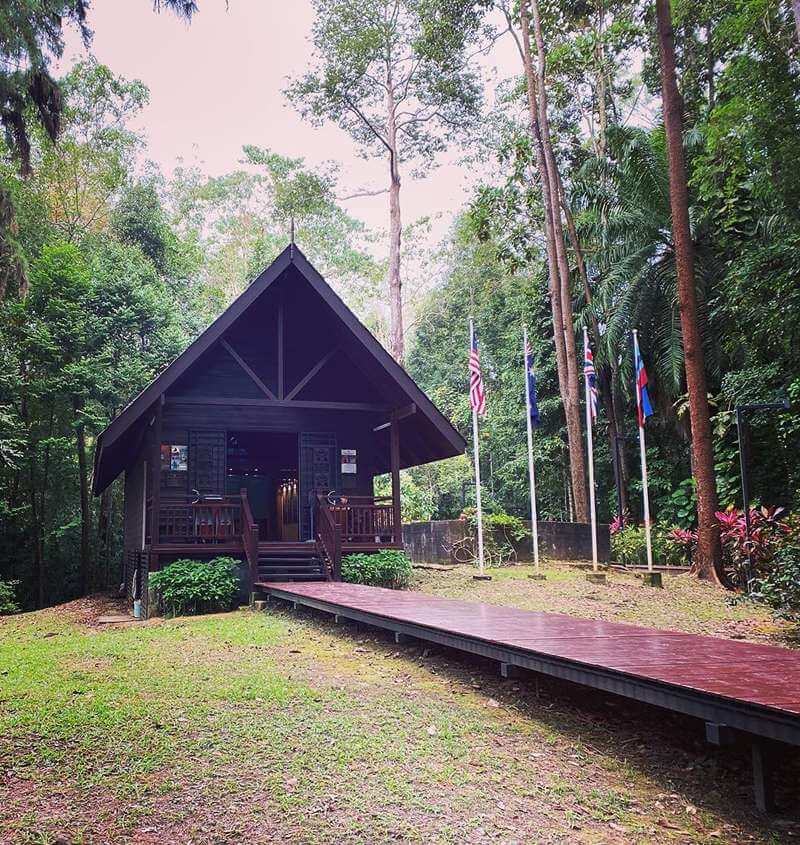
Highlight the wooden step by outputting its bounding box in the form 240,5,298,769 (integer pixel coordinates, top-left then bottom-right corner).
258,552,319,563
257,542,316,552
254,574,326,584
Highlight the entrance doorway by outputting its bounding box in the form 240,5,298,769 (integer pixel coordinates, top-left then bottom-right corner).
226,432,299,541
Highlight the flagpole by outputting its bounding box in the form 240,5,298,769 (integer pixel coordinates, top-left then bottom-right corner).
583,327,599,573
470,318,487,579
633,329,654,573
523,327,541,577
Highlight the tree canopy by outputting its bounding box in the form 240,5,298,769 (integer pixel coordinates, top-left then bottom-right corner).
2,0,800,608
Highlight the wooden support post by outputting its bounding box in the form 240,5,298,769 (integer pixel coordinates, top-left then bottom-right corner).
500,662,523,680
390,416,402,544
705,722,735,747
151,396,163,546
394,631,413,645
751,740,776,813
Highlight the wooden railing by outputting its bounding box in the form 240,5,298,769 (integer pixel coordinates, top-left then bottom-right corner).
239,488,259,585
315,493,341,581
330,495,396,543
157,496,243,545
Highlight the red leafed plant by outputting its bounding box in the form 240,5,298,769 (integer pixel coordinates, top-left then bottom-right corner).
668,527,697,551
609,514,622,535
715,505,790,568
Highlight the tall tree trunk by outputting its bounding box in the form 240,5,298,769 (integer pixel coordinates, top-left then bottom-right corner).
386,81,404,364
74,400,92,593
524,0,589,522
558,181,630,517
518,4,578,521
656,0,721,582
0,187,27,302
705,19,715,110
793,0,800,48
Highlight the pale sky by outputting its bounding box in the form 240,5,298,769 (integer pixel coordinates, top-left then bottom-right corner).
62,0,521,242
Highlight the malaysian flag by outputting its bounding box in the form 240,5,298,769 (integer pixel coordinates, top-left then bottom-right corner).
469,321,486,417
584,334,598,422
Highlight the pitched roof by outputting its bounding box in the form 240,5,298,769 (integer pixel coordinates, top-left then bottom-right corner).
93,244,465,493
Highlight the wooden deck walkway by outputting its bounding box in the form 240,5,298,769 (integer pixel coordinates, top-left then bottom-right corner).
264,581,800,811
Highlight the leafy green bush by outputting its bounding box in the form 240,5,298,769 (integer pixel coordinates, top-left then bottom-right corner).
749,543,800,619
341,550,412,589
149,556,239,617
460,507,529,565
0,579,20,615
485,512,529,542
611,525,686,567
659,479,697,530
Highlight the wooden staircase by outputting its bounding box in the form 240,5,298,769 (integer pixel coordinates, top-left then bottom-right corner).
254,542,327,583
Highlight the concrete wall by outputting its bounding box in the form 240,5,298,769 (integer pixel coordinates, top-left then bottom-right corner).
403,519,610,564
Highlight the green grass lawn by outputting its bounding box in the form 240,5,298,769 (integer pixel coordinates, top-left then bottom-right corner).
0,584,797,844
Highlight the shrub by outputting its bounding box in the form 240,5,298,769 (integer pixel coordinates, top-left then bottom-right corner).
660,478,697,530
749,543,800,620
611,525,686,567
341,550,412,589
460,507,529,565
716,505,791,576
0,579,20,615
611,526,647,567
149,556,239,617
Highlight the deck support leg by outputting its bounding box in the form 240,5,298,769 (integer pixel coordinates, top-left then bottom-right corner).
751,740,776,813
500,662,523,680
394,631,414,645
704,722,735,747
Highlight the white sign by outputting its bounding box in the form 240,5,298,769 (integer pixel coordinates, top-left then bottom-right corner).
341,449,357,474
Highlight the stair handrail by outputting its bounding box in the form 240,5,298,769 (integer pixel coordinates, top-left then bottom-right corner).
240,488,259,585
315,493,342,581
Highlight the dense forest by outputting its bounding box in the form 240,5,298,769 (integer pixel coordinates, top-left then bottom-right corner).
1,0,799,609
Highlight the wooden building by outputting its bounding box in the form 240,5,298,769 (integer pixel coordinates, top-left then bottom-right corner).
92,245,465,608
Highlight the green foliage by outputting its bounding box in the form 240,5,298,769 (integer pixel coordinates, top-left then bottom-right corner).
658,479,697,530
0,579,20,615
286,0,484,169
459,507,528,566
749,543,800,621
610,525,686,568
484,512,529,543
341,550,412,589
148,557,240,617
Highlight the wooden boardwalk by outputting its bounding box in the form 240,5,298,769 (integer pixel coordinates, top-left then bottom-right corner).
264,581,800,810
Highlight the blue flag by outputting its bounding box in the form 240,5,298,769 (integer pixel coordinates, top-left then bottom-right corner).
524,340,541,427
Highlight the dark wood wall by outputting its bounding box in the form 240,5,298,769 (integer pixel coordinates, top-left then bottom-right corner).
160,401,380,495
123,443,146,555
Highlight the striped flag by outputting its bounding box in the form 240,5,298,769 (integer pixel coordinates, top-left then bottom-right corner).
469,323,487,417
583,334,598,422
633,334,654,428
